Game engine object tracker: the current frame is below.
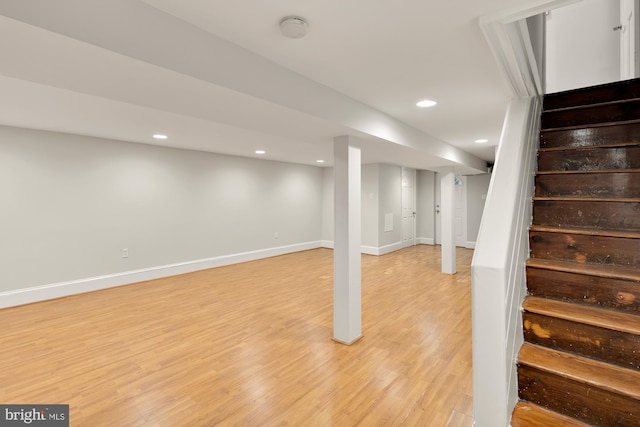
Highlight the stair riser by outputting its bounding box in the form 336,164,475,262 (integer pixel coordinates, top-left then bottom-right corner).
538,146,640,171
541,122,640,149
541,101,640,130
533,200,640,231
536,173,640,198
527,267,640,312
544,79,640,111
523,312,640,369
530,231,640,267
518,365,640,426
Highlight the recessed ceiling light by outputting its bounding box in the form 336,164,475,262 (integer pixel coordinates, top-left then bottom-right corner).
316,160,325,163
416,99,437,108
153,134,168,139
255,150,266,154
474,139,489,144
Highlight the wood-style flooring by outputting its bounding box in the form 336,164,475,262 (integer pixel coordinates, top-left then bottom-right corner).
0,245,474,426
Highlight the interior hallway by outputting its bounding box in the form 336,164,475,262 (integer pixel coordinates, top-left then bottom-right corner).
0,245,473,426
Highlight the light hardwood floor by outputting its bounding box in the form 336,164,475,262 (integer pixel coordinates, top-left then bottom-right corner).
0,245,474,426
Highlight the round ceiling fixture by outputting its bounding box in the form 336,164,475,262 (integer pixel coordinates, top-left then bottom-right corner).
280,16,308,39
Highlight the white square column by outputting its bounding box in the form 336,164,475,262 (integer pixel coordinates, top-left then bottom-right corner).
333,135,362,345
440,168,456,274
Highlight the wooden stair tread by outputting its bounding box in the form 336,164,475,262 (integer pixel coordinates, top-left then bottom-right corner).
518,343,640,400
533,196,640,202
530,225,640,239
538,141,640,152
523,297,640,335
526,258,640,282
537,168,640,175
542,118,640,133
511,401,592,427
544,78,640,111
544,97,640,114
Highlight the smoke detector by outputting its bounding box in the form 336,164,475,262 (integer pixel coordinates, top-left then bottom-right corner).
279,16,308,39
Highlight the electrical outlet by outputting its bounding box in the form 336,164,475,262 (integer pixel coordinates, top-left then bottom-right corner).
274,232,279,239
122,248,129,258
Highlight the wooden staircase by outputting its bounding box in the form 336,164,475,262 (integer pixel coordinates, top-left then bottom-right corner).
511,79,640,426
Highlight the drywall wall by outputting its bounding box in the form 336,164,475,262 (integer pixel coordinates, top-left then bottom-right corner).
321,167,334,245
0,125,323,292
378,164,402,248
527,13,545,91
417,170,436,243
321,163,403,252
362,164,380,248
546,0,620,93
467,174,492,243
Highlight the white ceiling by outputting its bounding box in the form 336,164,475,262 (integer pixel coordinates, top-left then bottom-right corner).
0,0,523,173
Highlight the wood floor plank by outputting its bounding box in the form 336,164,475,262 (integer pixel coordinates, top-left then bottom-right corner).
0,246,473,426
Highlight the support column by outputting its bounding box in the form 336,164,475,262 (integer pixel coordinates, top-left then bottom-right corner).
441,168,456,274
333,135,362,345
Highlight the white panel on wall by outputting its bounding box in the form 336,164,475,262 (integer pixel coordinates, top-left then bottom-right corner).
384,213,393,232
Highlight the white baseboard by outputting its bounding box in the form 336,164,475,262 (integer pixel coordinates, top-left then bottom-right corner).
320,240,334,249
417,237,435,245
361,243,402,255
0,241,322,309
361,245,379,255
378,241,403,255
326,241,404,256
465,241,476,249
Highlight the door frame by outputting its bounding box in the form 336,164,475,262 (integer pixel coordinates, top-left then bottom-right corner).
620,0,640,80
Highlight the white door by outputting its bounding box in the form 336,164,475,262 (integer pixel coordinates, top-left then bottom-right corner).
454,176,467,248
621,0,637,79
401,168,416,248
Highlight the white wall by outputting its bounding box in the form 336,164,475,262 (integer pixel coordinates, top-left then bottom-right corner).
527,13,546,90
378,164,402,248
321,167,334,245
466,174,491,243
321,163,403,254
546,0,620,93
0,125,323,293
362,164,380,248
417,170,435,244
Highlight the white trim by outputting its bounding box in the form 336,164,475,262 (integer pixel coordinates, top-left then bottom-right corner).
479,0,580,97
417,237,435,245
320,240,334,249
481,0,580,24
322,241,404,256
362,241,405,256
471,97,541,427
378,241,404,255
465,241,477,249
361,245,379,256
474,3,571,425
0,241,321,309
